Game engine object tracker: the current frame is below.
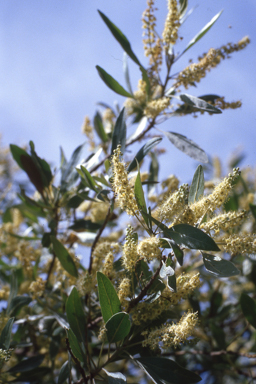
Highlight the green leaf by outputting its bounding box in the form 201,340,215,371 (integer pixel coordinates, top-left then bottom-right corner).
68,219,101,231
179,0,188,19
123,52,133,95
60,143,85,191
106,312,131,343
57,361,70,384
8,296,32,317
98,10,141,67
134,164,148,226
42,232,52,247
10,144,29,170
180,94,222,114
167,274,177,292
67,328,85,363
96,66,133,98
97,272,121,323
9,367,51,383
111,107,127,155
171,241,184,266
188,165,205,204
94,111,109,143
165,224,220,251
66,287,86,342
7,271,18,314
202,253,240,277
76,165,100,192
182,10,223,54
29,141,52,188
127,138,162,173
51,237,78,278
136,357,202,384
249,203,256,220
240,293,256,329
0,317,15,349
8,354,45,373
148,152,159,193
104,369,127,384
164,131,208,163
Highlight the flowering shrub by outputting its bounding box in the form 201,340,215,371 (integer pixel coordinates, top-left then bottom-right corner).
0,1,255,383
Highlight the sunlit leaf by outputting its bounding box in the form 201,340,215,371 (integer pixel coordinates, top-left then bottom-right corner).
202,253,240,277
97,272,121,323
164,132,208,163
182,10,223,54
180,94,222,114
103,369,127,384
188,165,205,204
123,52,133,95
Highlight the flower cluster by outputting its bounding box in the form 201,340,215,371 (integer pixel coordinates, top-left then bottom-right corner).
162,0,180,48
122,225,139,272
144,97,170,119
175,37,250,89
200,210,247,235
137,236,162,261
118,278,131,310
81,116,95,150
111,146,139,216
156,183,188,222
214,97,242,110
224,234,256,255
29,277,46,299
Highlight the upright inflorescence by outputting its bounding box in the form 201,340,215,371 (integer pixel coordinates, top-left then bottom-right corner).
137,236,162,261
156,183,189,223
144,97,170,119
111,146,139,216
162,0,180,48
223,234,256,255
122,225,139,272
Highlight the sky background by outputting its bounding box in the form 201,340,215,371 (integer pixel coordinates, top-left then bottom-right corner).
0,0,255,184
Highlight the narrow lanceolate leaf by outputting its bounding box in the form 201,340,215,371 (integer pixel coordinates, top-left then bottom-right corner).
123,52,133,95
51,237,78,278
94,111,109,143
240,293,256,329
165,224,220,251
202,253,240,277
180,94,222,114
136,357,202,384
127,138,162,173
249,203,256,220
76,165,100,192
111,107,127,155
97,272,121,323
67,329,85,363
106,312,131,343
103,369,127,384
8,354,45,373
29,141,53,188
57,361,70,384
0,317,15,350
98,10,141,67
60,143,85,190
182,10,223,54
96,66,133,98
66,287,86,342
134,165,148,226
8,296,32,317
7,271,18,314
188,165,205,204
164,132,208,163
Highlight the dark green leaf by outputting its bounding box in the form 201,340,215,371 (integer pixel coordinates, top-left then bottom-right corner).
94,111,109,143
240,293,256,329
51,237,78,278
182,10,223,54
8,354,45,373
167,274,177,292
164,131,208,163
171,241,184,266
66,287,86,342
188,165,205,204
111,108,127,155
180,94,222,114
165,224,220,251
249,204,256,220
7,271,18,314
104,369,127,384
106,312,131,343
148,152,159,193
68,328,85,363
60,143,85,191
10,367,51,383
96,66,133,98
42,232,52,247
127,138,162,173
8,296,32,317
202,253,240,277
0,317,14,349
68,219,101,231
97,272,121,323
58,361,70,384
98,10,141,67
134,165,148,226
10,144,29,170
29,141,53,187
136,357,202,384
210,322,226,349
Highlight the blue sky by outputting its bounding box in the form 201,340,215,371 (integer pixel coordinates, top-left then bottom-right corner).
0,0,255,183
